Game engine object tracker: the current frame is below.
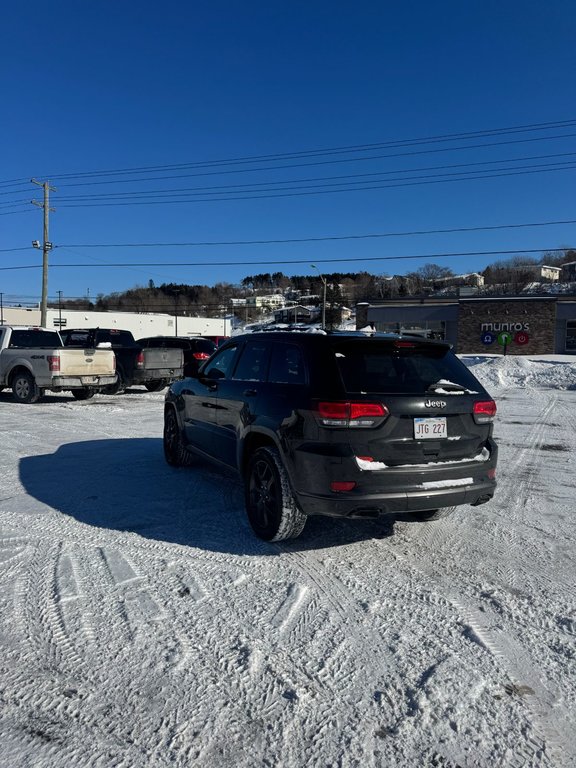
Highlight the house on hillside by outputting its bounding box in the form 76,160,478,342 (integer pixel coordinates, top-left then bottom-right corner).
273,305,317,323
561,262,576,281
433,272,485,288
245,294,286,310
513,264,561,281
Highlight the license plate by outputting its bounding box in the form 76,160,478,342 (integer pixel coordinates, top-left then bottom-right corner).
81,376,98,384
414,416,447,439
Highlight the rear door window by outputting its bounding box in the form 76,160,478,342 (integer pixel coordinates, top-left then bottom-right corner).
268,343,306,384
232,341,271,382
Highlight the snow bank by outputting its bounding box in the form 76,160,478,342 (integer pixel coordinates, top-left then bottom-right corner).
461,354,576,391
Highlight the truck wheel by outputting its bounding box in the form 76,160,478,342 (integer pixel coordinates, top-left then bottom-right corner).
71,388,95,401
145,380,166,392
12,372,42,404
104,368,125,395
245,447,307,542
163,407,193,467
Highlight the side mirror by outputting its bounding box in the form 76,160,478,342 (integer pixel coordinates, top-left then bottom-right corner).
207,367,225,380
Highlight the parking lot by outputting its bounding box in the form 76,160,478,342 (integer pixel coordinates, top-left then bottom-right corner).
1,356,575,767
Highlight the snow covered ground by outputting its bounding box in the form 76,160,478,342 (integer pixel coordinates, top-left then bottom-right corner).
0,354,575,768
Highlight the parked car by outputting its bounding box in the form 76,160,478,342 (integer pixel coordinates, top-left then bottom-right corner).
0,325,117,403
163,331,498,542
204,335,230,347
60,328,183,393
137,336,216,378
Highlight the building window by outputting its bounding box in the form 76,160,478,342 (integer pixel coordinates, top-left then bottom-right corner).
375,321,446,340
566,320,576,352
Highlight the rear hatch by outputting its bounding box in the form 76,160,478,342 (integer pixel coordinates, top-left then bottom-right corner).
326,337,496,467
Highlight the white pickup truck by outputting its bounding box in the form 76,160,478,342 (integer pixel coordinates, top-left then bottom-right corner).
0,325,117,403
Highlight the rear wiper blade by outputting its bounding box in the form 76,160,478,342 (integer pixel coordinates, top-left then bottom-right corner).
426,379,476,393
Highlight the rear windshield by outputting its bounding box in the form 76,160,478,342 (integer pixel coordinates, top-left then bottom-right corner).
331,339,482,394
9,330,62,348
95,330,137,346
63,330,136,347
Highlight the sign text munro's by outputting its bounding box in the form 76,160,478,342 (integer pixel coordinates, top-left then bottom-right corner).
480,321,529,332
458,299,556,355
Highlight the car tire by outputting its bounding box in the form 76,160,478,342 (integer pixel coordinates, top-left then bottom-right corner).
11,372,42,404
163,407,193,467
71,388,95,401
246,446,307,542
104,367,126,395
145,380,166,392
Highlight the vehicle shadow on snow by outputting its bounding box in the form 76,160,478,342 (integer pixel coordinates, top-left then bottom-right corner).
19,438,402,555
0,389,164,405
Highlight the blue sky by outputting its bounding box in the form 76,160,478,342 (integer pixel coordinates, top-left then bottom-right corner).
1,1,576,304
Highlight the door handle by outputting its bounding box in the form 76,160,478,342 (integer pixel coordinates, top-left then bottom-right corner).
243,389,257,396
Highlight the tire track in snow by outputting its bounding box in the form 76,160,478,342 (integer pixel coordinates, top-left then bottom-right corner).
379,529,565,766
7,535,224,765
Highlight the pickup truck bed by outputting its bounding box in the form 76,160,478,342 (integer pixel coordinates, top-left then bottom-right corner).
60,328,184,393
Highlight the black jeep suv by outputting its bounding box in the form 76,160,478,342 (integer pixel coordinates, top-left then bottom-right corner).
164,331,497,541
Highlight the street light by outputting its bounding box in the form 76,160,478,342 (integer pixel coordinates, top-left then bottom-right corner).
310,264,327,330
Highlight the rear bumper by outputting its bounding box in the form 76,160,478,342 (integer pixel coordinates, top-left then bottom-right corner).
289,438,498,518
50,374,118,390
296,479,496,518
132,368,183,384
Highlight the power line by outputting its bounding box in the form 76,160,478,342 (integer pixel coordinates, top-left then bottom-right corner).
3,150,576,209
19,117,576,184
2,217,574,254
4,161,564,217
51,163,576,207
29,152,576,203
0,247,566,272
2,117,576,189
50,132,576,189
56,219,576,248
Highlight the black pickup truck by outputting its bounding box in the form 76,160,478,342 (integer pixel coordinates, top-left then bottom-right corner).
60,328,184,394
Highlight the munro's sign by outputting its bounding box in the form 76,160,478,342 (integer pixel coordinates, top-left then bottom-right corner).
480,322,530,332
458,299,556,355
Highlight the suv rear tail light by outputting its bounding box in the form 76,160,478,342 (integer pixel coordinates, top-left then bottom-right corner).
473,400,497,424
192,352,211,360
136,351,145,369
47,354,60,372
316,401,389,427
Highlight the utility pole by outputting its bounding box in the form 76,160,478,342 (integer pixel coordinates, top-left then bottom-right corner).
0,292,4,324
311,264,327,330
31,179,56,327
57,290,63,328
172,292,180,336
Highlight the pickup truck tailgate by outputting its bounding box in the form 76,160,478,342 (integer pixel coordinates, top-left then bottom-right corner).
141,347,183,374
58,349,116,376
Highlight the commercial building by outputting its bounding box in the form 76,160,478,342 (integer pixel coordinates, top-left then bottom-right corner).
356,295,576,355
0,306,231,339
